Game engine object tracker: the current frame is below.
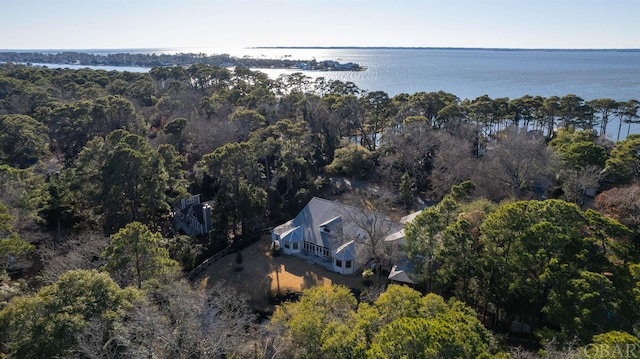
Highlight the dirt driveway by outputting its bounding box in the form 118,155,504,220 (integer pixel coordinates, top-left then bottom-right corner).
194,236,370,312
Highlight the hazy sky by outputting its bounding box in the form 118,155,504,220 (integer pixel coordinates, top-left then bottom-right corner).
1,0,639,50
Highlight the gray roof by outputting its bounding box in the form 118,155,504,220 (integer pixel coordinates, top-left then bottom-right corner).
388,260,415,284
273,197,403,252
384,229,405,243
400,210,423,224
319,216,342,228
387,253,417,284
388,266,414,284
280,226,304,243
273,197,346,250
335,240,356,261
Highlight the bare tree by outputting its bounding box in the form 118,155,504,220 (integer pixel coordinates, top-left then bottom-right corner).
257,320,296,359
184,116,236,160
37,231,108,284
341,192,403,274
429,131,478,200
561,166,602,205
120,280,257,358
72,278,259,358
359,283,387,303
378,123,438,191
74,316,132,359
509,337,583,359
121,301,173,358
474,126,554,201
595,183,640,232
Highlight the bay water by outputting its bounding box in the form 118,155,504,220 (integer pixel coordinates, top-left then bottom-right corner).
24,47,640,137
114,47,640,101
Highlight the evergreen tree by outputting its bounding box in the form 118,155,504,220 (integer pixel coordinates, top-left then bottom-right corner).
102,221,180,289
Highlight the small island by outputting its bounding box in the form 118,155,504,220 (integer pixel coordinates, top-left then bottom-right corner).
0,51,366,71
290,58,365,71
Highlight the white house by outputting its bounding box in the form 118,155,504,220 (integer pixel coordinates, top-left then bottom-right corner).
272,197,410,275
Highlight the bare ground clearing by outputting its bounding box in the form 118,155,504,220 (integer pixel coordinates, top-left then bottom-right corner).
194,236,371,312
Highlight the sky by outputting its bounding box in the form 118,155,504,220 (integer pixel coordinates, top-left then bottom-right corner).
1,0,639,50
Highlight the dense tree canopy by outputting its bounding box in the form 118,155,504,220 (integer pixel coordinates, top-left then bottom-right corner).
0,201,35,271
271,284,497,359
605,134,640,185
0,270,140,358
0,114,49,168
1,61,640,357
404,181,638,344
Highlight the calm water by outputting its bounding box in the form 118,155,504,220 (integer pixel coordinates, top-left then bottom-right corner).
28,62,149,73
33,47,640,101
84,47,638,102
180,48,640,138
20,47,640,137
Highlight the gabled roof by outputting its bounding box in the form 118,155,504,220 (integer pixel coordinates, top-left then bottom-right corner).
191,203,209,222
273,197,348,250
280,226,304,243
319,216,342,228
334,240,356,261
384,229,405,243
173,194,213,236
388,265,414,284
400,210,423,224
387,257,415,284
273,197,404,254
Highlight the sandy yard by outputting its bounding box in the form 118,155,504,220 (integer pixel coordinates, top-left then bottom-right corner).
194,236,370,312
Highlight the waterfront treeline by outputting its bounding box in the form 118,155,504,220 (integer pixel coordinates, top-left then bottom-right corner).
0,51,365,71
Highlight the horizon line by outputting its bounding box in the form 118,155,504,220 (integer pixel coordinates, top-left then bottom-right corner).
1,46,639,53
253,46,640,52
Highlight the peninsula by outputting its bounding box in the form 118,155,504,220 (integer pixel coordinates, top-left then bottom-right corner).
0,51,366,71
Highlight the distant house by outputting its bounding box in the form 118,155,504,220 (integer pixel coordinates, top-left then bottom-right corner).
385,210,423,285
272,197,413,276
388,258,415,285
172,194,213,236
294,62,312,70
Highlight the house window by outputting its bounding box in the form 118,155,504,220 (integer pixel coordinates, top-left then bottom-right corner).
324,227,331,233
284,242,290,249
336,259,342,267
292,243,298,250
345,261,352,268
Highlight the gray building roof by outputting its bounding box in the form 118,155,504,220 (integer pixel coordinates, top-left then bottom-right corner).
335,240,357,261
388,258,415,284
273,197,347,250
273,197,406,252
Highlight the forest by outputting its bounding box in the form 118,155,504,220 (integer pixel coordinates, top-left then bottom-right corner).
0,61,639,358
0,52,366,71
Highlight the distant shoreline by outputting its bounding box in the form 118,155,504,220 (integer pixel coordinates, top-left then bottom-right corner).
251,46,640,52
1,47,638,53
0,50,367,72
